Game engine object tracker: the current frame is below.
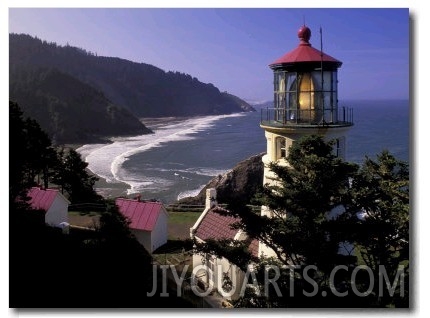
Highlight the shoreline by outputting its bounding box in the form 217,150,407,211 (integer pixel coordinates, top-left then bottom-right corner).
93,175,131,199
71,117,192,201
85,116,193,201
72,113,250,203
64,143,131,199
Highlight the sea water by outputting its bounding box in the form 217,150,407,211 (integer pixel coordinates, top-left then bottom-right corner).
77,99,409,204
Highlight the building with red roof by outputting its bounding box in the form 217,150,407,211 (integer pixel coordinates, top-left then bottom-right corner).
27,187,70,228
115,197,168,253
190,189,258,300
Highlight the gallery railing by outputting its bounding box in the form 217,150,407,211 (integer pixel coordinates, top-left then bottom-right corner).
260,107,353,127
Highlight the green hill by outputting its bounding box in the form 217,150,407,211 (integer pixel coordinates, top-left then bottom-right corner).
10,66,152,144
9,33,255,119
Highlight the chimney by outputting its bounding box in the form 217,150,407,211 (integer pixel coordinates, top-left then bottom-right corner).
205,188,217,209
135,194,141,202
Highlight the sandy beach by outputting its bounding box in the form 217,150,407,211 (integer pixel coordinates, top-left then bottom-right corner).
73,117,192,200
66,142,131,199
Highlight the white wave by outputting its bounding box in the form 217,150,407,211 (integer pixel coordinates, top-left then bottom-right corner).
77,136,151,183
177,185,206,201
76,113,243,191
125,176,174,196
142,167,227,177
186,167,228,177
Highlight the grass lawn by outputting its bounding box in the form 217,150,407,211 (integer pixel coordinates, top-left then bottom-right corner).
153,212,200,266
168,211,201,240
168,211,201,224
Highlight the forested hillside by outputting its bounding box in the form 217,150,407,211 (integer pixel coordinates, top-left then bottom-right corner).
10,66,151,144
10,33,254,119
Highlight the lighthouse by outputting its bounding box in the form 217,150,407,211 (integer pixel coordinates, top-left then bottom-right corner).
258,25,354,257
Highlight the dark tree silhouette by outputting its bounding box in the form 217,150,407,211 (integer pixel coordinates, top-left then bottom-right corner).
194,136,409,307
52,148,101,204
342,151,409,307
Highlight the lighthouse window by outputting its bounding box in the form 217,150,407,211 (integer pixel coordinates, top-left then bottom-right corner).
285,73,298,121
274,71,289,112
276,137,287,159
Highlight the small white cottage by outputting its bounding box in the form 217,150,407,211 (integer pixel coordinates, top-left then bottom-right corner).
115,197,168,253
27,187,70,228
190,189,258,300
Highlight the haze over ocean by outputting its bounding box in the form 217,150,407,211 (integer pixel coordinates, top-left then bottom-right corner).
76,99,408,204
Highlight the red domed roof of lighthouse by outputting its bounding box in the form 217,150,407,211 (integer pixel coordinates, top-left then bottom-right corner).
270,25,342,69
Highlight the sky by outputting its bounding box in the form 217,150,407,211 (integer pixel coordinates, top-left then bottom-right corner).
3,1,430,318
8,7,410,103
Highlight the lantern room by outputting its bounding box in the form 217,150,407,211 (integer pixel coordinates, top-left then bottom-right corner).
261,25,353,127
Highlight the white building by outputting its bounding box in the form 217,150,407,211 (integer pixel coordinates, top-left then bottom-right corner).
27,187,70,229
190,189,258,300
116,197,168,253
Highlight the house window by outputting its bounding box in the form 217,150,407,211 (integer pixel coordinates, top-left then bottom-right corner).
207,256,216,285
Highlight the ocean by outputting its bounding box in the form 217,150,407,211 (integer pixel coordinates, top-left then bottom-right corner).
77,99,409,204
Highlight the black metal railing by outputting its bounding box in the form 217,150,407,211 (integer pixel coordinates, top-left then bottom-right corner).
260,107,353,127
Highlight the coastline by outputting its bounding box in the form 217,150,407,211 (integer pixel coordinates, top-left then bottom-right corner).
72,113,256,203
70,117,189,201
93,175,131,199
65,142,131,199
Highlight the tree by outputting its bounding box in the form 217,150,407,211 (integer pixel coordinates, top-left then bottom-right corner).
9,101,58,203
9,101,170,307
10,100,102,205
9,100,29,204
227,135,358,268
195,136,409,307
52,148,101,204
194,135,359,307
24,117,59,188
342,151,409,307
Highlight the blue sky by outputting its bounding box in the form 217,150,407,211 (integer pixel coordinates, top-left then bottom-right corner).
8,7,409,102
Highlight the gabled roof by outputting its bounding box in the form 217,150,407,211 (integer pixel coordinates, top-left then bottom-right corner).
27,187,69,212
194,206,259,257
195,207,238,241
115,198,166,232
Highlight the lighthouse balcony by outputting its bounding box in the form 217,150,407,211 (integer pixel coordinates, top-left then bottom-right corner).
260,107,353,129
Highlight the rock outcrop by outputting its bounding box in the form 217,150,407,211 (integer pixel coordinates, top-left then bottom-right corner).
178,152,265,205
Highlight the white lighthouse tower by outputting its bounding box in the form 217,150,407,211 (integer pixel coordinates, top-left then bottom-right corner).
258,25,354,257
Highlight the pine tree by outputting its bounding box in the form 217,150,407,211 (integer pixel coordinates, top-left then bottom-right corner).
9,101,58,202
53,148,101,204
342,151,409,307
194,135,359,307
230,135,358,269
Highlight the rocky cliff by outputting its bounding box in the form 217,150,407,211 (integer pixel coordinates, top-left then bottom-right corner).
178,152,265,205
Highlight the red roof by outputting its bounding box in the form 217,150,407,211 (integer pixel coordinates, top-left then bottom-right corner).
195,206,259,257
27,187,61,212
270,25,341,68
249,238,259,258
195,207,238,241
115,198,165,232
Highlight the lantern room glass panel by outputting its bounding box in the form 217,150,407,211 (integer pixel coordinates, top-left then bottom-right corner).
286,73,298,122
